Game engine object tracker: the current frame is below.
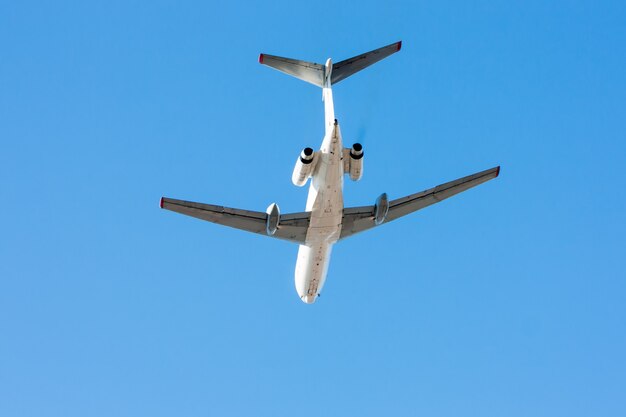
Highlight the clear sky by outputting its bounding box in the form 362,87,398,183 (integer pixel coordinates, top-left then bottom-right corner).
1,1,625,416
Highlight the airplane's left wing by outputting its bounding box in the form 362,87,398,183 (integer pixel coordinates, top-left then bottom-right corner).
340,166,500,240
160,197,310,244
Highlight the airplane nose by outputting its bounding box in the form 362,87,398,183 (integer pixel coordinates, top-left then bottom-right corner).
301,294,317,304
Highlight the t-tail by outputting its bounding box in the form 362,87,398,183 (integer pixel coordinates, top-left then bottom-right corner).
259,41,402,87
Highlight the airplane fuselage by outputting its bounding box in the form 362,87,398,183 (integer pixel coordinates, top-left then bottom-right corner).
295,77,344,303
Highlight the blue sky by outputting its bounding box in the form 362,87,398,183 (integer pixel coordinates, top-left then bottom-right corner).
1,1,625,416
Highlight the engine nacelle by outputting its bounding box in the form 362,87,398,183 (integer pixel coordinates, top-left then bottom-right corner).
266,203,280,235
374,193,389,225
292,147,316,186
348,143,363,181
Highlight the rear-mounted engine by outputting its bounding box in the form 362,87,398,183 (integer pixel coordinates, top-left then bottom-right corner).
347,143,363,181
292,147,317,186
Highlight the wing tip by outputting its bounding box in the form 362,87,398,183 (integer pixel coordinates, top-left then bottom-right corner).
396,41,402,51
495,166,501,177
259,53,264,64
160,197,164,209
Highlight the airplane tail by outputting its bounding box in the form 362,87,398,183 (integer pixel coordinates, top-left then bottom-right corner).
259,41,402,88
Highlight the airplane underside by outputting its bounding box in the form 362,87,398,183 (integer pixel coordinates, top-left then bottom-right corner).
160,41,500,304
294,118,344,303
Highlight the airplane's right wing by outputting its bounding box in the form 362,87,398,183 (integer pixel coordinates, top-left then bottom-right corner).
339,166,500,240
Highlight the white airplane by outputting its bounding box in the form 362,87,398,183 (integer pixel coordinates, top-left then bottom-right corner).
161,41,500,304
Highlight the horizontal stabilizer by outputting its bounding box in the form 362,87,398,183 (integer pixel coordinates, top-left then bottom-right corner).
259,41,402,87
331,41,402,85
259,53,325,87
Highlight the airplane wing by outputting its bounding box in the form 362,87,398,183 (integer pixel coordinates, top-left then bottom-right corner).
160,197,310,244
339,166,500,240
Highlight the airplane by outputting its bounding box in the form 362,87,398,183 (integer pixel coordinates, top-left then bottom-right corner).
160,41,500,304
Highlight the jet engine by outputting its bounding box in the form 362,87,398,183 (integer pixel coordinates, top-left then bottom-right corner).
347,143,363,181
292,147,316,186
